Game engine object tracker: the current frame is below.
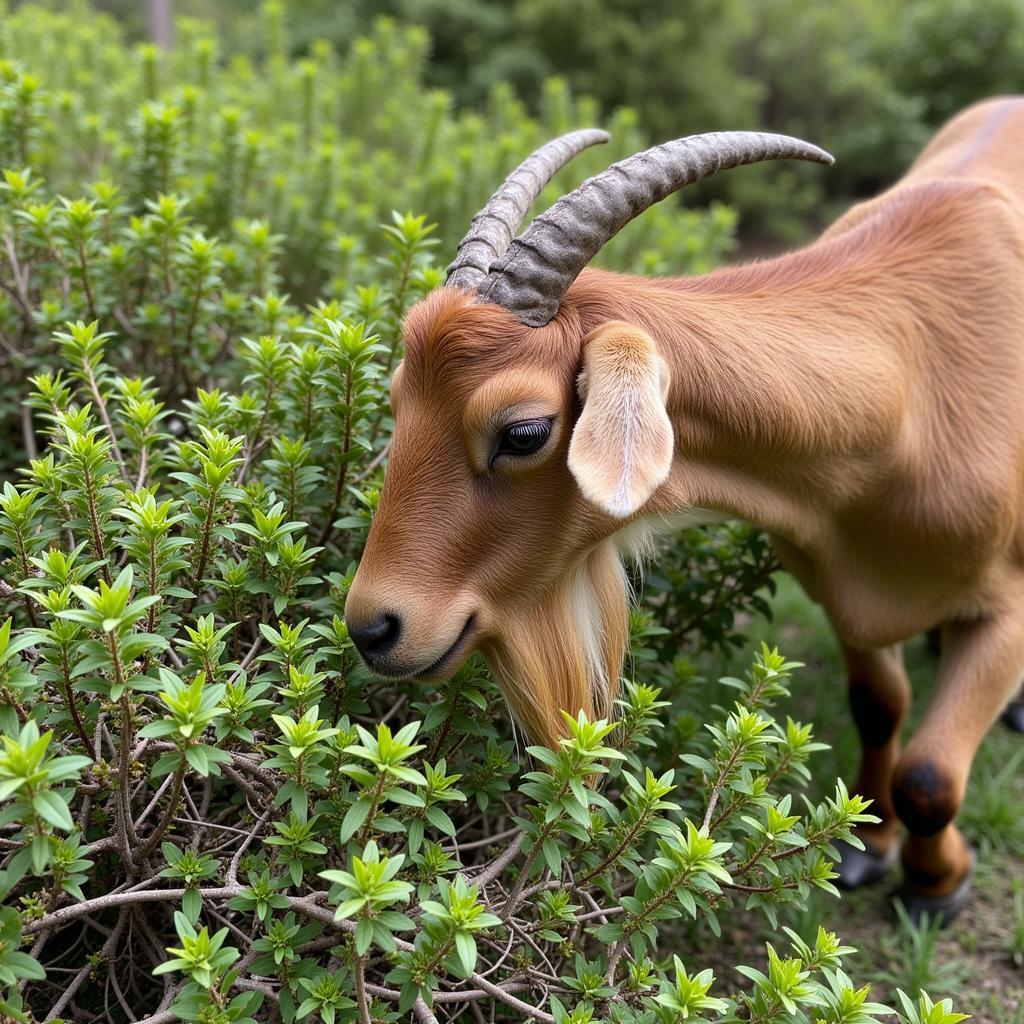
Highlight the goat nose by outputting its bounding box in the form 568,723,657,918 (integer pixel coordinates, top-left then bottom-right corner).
348,613,402,662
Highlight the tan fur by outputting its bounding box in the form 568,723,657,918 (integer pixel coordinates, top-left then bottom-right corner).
481,541,628,742
568,322,674,517
347,97,1024,895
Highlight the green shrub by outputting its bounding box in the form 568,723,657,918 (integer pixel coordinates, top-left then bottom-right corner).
0,0,737,474
0,4,967,1022
205,0,1024,241
69,0,1024,244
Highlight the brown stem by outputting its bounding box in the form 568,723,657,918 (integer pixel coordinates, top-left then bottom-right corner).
317,366,353,547
504,777,573,912
12,533,39,630
81,358,128,485
60,647,92,754
115,681,140,866
21,403,37,461
134,760,186,862
42,906,129,1020
700,742,745,833
26,888,557,1022
605,867,697,984
425,695,460,763
576,810,651,887
237,381,275,486
354,773,388,846
354,954,371,1024
301,390,314,440
141,551,157,649
711,749,796,833
733,836,774,878
2,234,34,328
81,461,112,585
188,488,219,601
412,996,441,1024
135,441,149,491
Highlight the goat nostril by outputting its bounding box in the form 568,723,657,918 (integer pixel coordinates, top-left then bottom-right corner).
349,613,402,661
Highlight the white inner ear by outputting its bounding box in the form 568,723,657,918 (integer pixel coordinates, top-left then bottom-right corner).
568,326,674,519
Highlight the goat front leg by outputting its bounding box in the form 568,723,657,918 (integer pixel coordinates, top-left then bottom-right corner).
833,643,910,889
892,600,1024,922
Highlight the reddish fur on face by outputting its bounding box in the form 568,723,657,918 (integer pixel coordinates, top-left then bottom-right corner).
402,287,582,389
349,100,1024,897
348,287,625,747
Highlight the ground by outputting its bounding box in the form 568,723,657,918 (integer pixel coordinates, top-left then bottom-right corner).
701,575,1024,1023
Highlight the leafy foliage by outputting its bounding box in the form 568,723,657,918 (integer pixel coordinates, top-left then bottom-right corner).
114,0,1024,240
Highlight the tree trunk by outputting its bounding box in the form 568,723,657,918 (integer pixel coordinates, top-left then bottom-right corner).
148,0,173,49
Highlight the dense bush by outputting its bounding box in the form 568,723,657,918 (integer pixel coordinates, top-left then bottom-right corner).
0,0,738,473
0,5,969,1022
85,0,1024,240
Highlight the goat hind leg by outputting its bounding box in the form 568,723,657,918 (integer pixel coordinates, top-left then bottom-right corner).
932,627,1024,732
893,603,1024,919
833,643,910,888
1000,684,1024,731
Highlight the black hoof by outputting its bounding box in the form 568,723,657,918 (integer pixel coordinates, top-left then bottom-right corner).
893,849,976,928
1002,697,1024,733
833,837,898,890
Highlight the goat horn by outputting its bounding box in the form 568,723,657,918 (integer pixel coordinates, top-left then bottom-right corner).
478,131,834,327
445,128,611,292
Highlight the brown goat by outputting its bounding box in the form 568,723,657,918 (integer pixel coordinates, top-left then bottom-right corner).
346,97,1024,920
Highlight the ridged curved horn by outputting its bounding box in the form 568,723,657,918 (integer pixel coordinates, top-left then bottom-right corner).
478,131,834,327
445,128,611,292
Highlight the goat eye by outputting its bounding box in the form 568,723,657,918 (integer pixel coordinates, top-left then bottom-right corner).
495,418,552,459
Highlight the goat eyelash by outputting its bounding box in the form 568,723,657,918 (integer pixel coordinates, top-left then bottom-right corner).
488,415,556,469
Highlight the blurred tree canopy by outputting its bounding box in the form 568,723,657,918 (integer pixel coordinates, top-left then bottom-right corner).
71,0,1024,238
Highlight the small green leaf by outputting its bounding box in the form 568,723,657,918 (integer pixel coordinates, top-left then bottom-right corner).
32,790,73,831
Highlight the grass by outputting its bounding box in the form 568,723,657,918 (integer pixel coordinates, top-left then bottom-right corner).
877,902,970,999
1012,881,1024,968
699,573,1024,1022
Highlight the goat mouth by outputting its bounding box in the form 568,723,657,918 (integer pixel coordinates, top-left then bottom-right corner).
413,614,478,679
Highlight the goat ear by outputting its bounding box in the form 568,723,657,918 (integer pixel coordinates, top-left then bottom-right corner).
568,321,673,518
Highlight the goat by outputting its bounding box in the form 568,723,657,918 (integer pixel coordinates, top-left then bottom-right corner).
345,97,1024,922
